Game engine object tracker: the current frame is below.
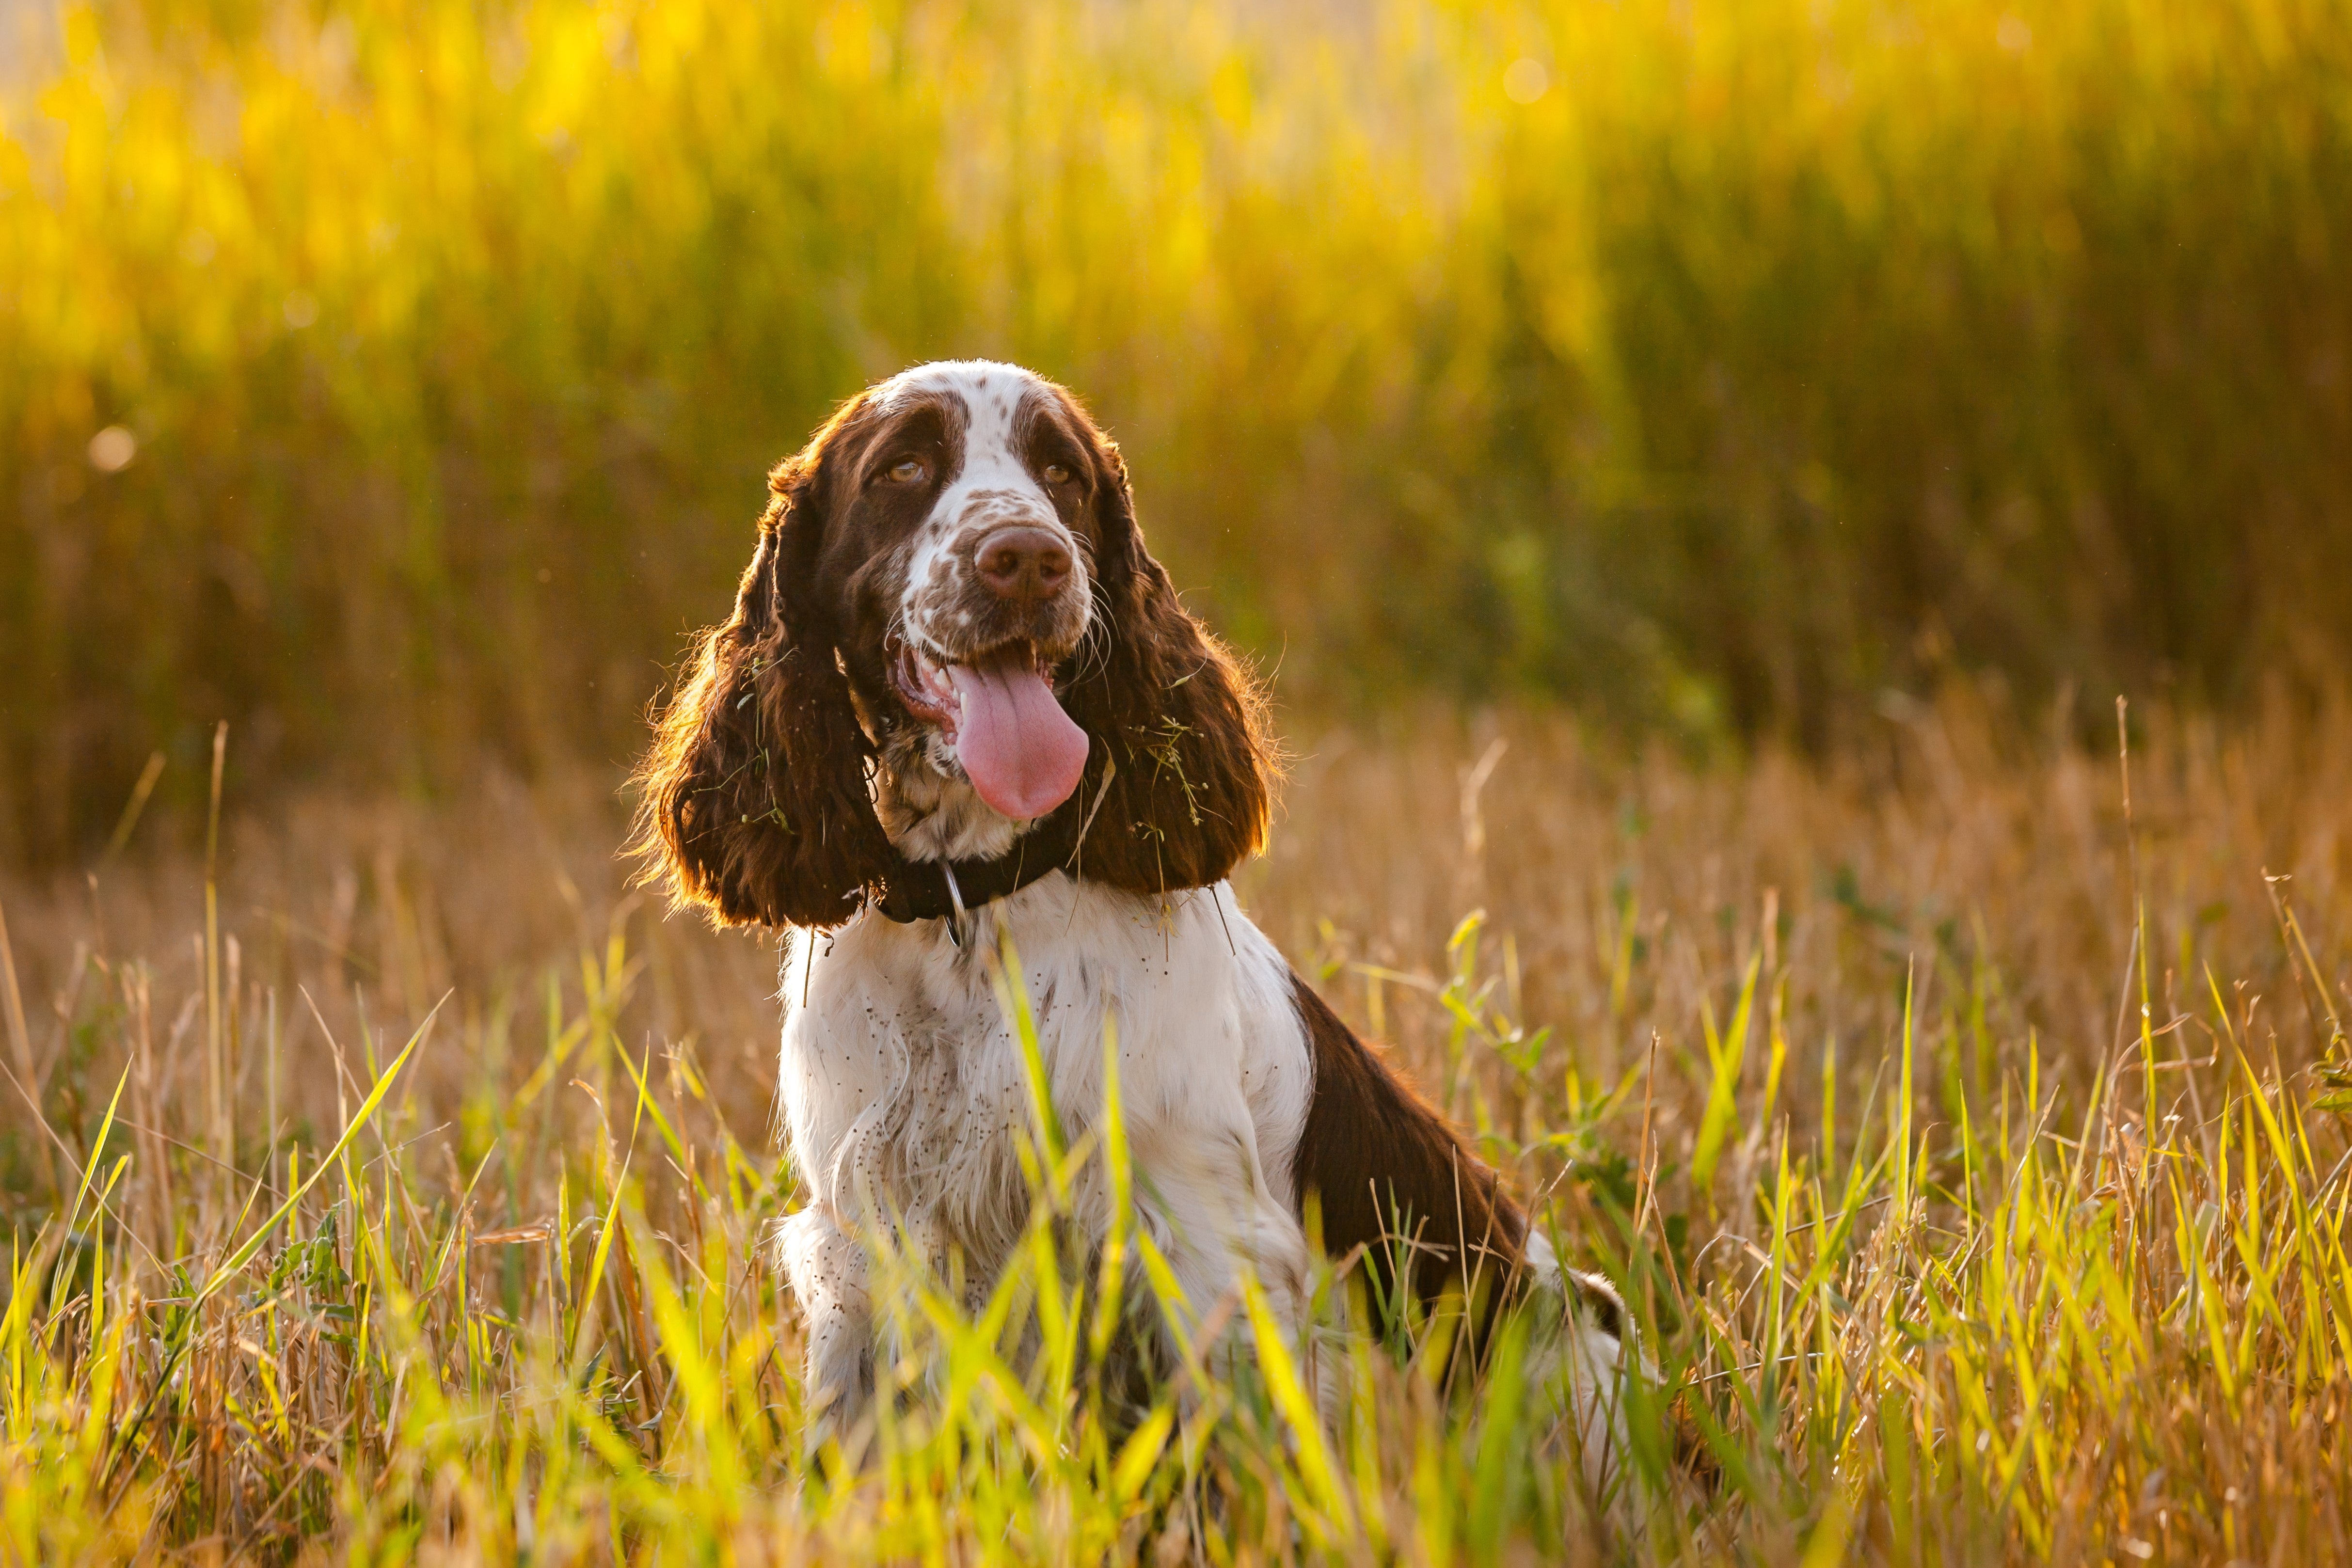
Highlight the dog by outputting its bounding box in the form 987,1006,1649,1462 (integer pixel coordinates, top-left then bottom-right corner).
632,360,1632,1474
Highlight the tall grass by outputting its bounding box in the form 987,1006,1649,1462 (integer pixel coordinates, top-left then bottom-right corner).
6,0,2352,857
0,685,2346,1560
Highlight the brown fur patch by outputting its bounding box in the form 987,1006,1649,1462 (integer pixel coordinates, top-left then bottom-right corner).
1049,401,1276,897
627,400,899,928
1289,973,1528,1320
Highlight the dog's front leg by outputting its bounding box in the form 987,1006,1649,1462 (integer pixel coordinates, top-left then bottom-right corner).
775,1205,875,1454
1128,1128,1326,1413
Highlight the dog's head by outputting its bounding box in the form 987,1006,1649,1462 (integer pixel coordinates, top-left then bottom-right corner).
634,361,1274,929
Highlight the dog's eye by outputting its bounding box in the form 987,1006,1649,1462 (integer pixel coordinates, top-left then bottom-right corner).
1041,462,1071,485
886,458,926,484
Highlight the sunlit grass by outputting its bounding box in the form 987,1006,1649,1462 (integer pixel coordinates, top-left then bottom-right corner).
0,692,2347,1560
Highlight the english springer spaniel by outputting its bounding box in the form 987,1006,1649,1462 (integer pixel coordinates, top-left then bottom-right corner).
634,361,1632,1471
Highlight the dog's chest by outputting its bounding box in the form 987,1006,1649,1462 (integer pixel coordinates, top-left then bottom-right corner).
778,914,1114,1267
875,976,1036,1205
776,878,1313,1275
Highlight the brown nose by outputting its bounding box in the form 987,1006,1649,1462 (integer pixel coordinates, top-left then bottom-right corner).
973,526,1073,602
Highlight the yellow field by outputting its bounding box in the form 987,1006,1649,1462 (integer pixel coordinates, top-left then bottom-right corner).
6,0,2351,1556
7,0,2352,855
0,687,2346,1561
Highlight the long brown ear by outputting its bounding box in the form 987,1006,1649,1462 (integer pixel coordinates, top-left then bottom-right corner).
630,437,894,929
1057,431,1276,895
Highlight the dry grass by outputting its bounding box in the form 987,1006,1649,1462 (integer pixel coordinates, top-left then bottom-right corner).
0,681,2348,1562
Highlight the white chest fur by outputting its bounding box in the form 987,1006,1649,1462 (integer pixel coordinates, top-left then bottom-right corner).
772,872,1319,1424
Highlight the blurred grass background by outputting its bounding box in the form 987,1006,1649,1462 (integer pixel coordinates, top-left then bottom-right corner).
5,0,2351,860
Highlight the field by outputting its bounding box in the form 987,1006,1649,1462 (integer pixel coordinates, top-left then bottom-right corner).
0,685,2347,1562
7,0,2352,1556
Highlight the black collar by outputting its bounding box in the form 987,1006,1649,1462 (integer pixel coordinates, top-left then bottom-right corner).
873,792,1088,925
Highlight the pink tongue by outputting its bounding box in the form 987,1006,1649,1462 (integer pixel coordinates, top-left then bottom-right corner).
945,659,1090,820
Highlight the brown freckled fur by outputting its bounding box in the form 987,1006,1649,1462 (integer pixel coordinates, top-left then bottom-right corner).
1051,407,1275,896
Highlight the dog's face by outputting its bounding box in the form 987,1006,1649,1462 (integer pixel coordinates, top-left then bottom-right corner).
634,360,1276,929
810,364,1111,822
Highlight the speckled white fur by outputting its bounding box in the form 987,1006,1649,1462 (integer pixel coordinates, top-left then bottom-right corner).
877,361,1090,744
864,361,1097,855
872,729,1027,863
773,874,1317,1438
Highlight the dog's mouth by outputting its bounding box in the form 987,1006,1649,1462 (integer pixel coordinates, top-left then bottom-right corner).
891,637,1089,820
